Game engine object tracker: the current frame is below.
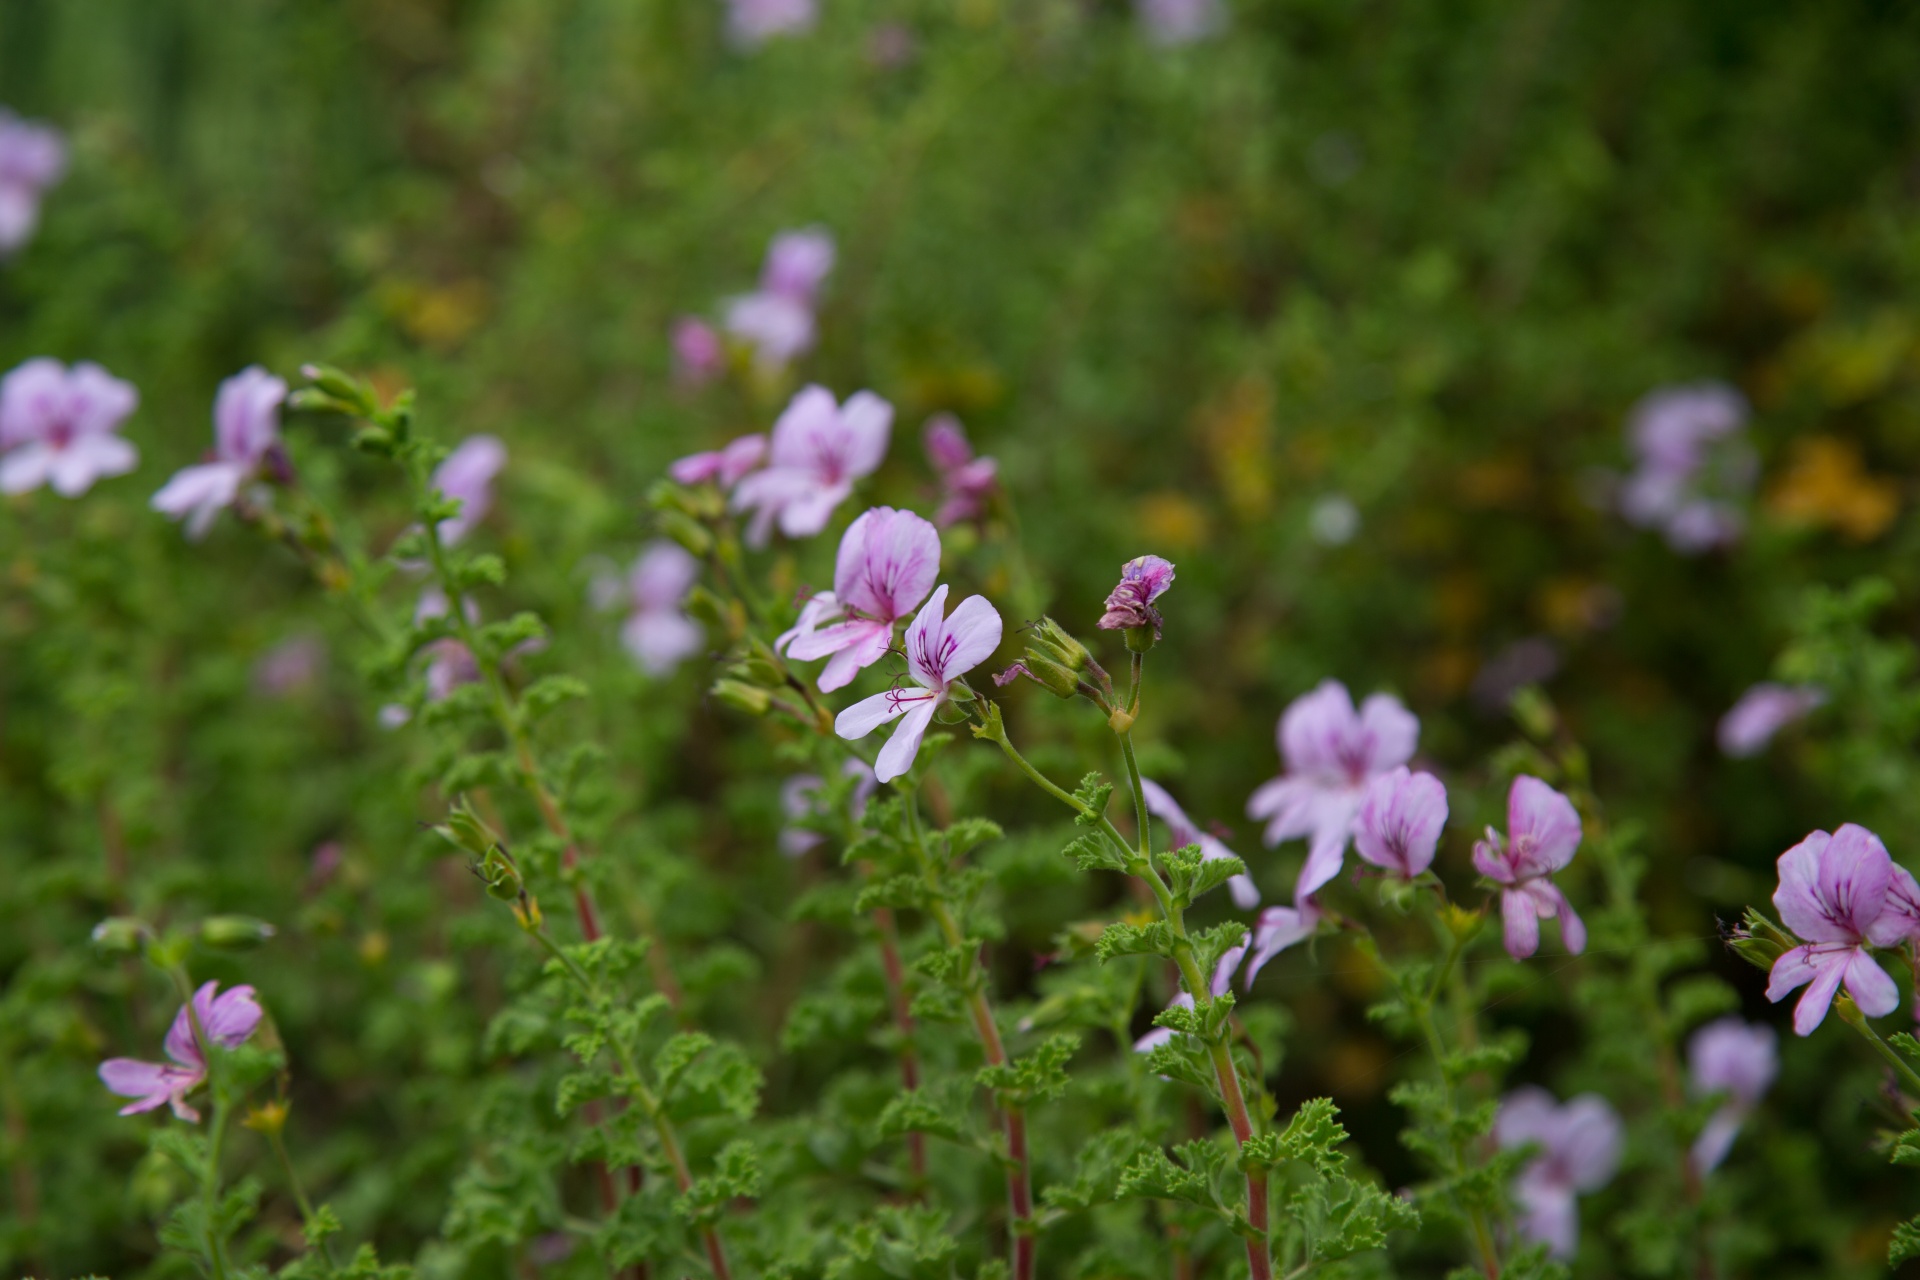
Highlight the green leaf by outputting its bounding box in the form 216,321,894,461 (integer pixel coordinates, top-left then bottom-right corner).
523,674,588,718
1063,831,1129,873
877,1085,971,1145
673,1140,761,1226
974,1034,1078,1103
1072,772,1114,827
854,874,931,914
943,817,1004,859
1891,1214,1920,1266
1095,920,1175,961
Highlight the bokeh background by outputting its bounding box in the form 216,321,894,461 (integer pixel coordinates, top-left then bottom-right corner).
9,1,1920,1275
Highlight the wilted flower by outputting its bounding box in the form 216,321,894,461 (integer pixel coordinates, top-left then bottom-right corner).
1140,778,1258,909
784,507,940,692
98,982,262,1122
1687,1017,1777,1174
1619,382,1755,554
1495,1087,1623,1259
672,317,725,388
1098,555,1176,639
924,414,999,526
1718,682,1825,758
670,432,767,488
152,366,287,538
1472,776,1587,960
723,228,835,371
0,109,67,254
431,435,506,547
0,358,139,496
616,541,705,676
731,385,892,544
1766,823,1907,1035
725,0,818,48
1246,680,1419,900
835,584,1001,782
1353,766,1447,879
1136,0,1226,45
779,759,879,857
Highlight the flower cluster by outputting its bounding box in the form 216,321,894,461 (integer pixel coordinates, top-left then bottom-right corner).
1618,382,1756,553
1495,1087,1623,1258
1765,823,1920,1035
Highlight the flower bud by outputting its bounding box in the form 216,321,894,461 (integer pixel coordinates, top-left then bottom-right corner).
1029,617,1093,673
299,363,377,416
733,653,784,688
476,844,524,902
433,801,501,859
684,585,731,630
198,915,278,950
1726,907,1792,974
90,917,150,956
657,509,714,557
713,678,772,716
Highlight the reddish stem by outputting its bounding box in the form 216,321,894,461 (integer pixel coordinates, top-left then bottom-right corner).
873,906,929,1182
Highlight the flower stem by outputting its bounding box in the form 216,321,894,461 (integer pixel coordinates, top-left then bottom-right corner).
266,1126,338,1266
872,904,929,1184
1836,1000,1920,1097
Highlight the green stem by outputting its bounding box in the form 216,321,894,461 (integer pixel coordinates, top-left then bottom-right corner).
1838,1002,1920,1097
203,1093,232,1280
268,1128,337,1266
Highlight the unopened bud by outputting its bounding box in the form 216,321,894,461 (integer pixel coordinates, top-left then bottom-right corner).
90,917,150,956
1029,617,1092,673
735,654,784,688
1726,908,1792,973
1439,901,1485,942
684,585,730,630
299,363,376,415
657,510,714,557
512,896,544,931
432,801,501,859
713,679,771,716
199,916,278,950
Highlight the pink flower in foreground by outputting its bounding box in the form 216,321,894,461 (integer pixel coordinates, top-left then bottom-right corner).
1718,682,1825,758
731,385,892,544
432,435,506,547
725,0,817,48
1473,776,1587,960
670,432,767,488
0,358,139,496
1495,1087,1623,1259
1141,778,1258,909
1354,766,1447,879
1137,0,1225,45
779,759,879,858
1766,824,1907,1035
98,982,262,1122
1247,680,1418,900
672,317,725,388
152,366,286,538
923,414,999,526
0,109,66,254
1098,555,1176,638
1687,1017,1777,1175
835,584,1001,783
784,507,941,692
619,541,705,675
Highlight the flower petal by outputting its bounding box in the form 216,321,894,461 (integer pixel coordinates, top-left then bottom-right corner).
1506,776,1582,874
1501,888,1541,959
874,698,937,783
1843,947,1899,1019
834,690,907,741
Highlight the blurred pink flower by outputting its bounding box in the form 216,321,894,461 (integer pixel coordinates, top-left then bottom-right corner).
672,317,725,388
923,413,999,526
731,385,892,544
1767,823,1904,1035
1687,1017,1776,1175
0,358,139,496
1239,898,1321,988
1137,0,1225,45
98,981,262,1123
1619,382,1755,554
725,0,816,48
618,541,705,675
1353,766,1447,879
0,109,66,254
779,759,879,857
1141,778,1258,908
1718,682,1824,758
761,228,835,304
785,507,941,692
1473,776,1587,960
1495,1087,1622,1259
432,435,506,547
670,432,767,488
723,228,834,372
253,635,326,698
152,366,286,538
835,584,1001,782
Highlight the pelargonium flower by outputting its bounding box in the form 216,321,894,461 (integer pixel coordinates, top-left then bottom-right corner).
672,317,725,388
98,981,262,1122
783,507,941,692
1687,1017,1777,1175
924,413,999,527
151,365,287,538
1618,382,1755,554
670,432,767,488
1494,1087,1623,1259
1766,824,1908,1035
1141,778,1258,908
1246,680,1419,900
761,228,835,303
0,109,66,254
617,541,705,676
1098,555,1176,637
723,227,835,371
431,435,506,547
1353,766,1447,879
779,759,879,857
834,584,1001,783
731,385,892,544
1718,682,1825,758
1137,0,1226,45
1472,776,1587,960
0,358,139,496
1212,897,1323,992
725,0,818,48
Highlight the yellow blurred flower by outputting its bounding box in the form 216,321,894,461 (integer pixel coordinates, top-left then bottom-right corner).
1138,492,1210,551
1198,377,1273,521
1766,436,1900,542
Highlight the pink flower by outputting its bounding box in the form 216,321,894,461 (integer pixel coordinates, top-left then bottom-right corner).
1687,1017,1777,1175
1246,680,1419,900
1472,776,1587,960
1137,0,1225,45
0,358,139,496
761,228,835,304
432,435,506,547
253,634,326,698
152,366,287,538
784,507,941,692
1098,555,1176,637
923,414,999,526
617,541,705,675
98,981,262,1123
1140,778,1258,909
1238,898,1322,988
721,229,835,371
1133,992,1195,1055
1618,382,1755,555
725,0,817,48
834,584,1001,782
670,433,767,487
1353,766,1447,879
779,760,879,857
0,109,66,254
672,317,725,388
731,385,892,544
1718,682,1825,758
1766,824,1906,1035
1494,1087,1623,1259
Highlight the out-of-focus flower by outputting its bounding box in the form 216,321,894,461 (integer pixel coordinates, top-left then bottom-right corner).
731,385,892,544
723,228,835,372
412,587,485,703
725,0,817,48
1469,637,1560,712
1136,0,1226,45
670,433,767,488
1246,680,1419,901
0,358,139,496
432,435,506,547
672,317,725,388
1687,1017,1777,1175
923,414,998,526
1618,382,1756,554
761,228,835,304
1133,992,1194,1055
1308,495,1360,546
152,366,287,539
253,635,326,698
1098,555,1176,637
0,109,66,254
1473,776,1587,960
1353,766,1447,879
1766,436,1900,543
1495,1087,1623,1259
615,541,705,675
1718,682,1825,757
1766,824,1905,1035
835,584,1001,782
785,507,941,691
779,759,879,857
1237,898,1322,988
98,982,262,1123
1141,778,1258,908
